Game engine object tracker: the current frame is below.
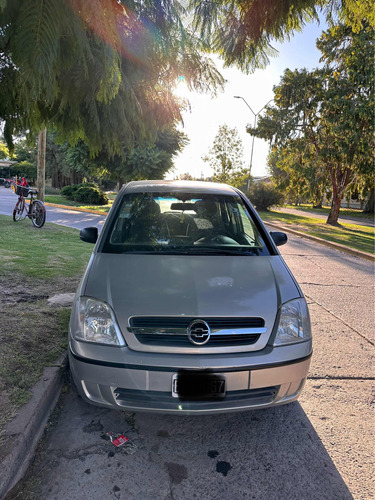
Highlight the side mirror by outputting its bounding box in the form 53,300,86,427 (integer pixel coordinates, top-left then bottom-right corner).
270,231,288,247
80,227,98,244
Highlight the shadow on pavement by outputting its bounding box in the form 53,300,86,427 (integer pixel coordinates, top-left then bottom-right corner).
7,385,353,500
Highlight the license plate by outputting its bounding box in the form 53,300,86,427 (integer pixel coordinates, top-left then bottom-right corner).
172,372,226,400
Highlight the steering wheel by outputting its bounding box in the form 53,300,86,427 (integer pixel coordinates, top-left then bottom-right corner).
194,234,239,245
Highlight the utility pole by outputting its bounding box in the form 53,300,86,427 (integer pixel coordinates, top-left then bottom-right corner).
37,128,46,202
234,96,273,191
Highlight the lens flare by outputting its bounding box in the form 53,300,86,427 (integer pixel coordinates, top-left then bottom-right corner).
68,0,161,68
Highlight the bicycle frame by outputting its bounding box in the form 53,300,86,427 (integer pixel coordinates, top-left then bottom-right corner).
16,191,32,218
13,186,46,228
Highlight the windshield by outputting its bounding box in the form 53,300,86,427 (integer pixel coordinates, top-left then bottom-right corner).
101,192,270,256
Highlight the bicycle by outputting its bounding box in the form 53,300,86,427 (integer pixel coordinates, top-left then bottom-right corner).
13,184,46,228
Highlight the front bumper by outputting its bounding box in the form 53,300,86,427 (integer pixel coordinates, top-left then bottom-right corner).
69,341,312,414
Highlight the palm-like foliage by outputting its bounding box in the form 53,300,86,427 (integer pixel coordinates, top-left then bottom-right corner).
188,0,375,72
0,0,224,153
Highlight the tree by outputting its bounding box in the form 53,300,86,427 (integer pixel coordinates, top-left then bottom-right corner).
64,127,188,186
267,142,330,207
3,1,373,151
0,1,226,198
178,173,195,181
0,141,9,159
45,132,84,188
202,124,246,186
249,23,374,224
13,138,36,164
364,190,374,214
189,0,374,72
0,0,224,154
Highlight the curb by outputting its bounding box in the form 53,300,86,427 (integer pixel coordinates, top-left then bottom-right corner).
265,222,374,262
0,354,68,499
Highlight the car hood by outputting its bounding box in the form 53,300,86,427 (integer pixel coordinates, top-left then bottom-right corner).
83,253,300,335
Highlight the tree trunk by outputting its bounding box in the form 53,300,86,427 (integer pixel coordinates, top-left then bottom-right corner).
327,196,342,225
52,169,62,189
117,177,126,191
326,163,351,225
364,189,374,213
312,188,323,208
71,171,83,185
37,128,47,202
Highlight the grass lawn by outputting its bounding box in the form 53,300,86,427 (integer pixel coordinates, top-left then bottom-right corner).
259,210,374,255
44,194,114,213
0,215,93,277
283,203,374,221
0,215,92,433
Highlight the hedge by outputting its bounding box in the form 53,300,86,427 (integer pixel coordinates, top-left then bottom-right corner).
249,182,284,211
0,163,37,183
61,183,108,205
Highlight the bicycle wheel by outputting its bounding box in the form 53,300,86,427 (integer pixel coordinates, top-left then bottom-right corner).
30,200,46,228
13,199,25,221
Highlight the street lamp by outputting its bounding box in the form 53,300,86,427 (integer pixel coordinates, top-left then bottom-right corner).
234,96,273,191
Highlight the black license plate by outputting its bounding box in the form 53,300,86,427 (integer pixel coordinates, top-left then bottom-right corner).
172,372,226,401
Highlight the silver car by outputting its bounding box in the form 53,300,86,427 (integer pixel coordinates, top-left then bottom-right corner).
69,180,312,414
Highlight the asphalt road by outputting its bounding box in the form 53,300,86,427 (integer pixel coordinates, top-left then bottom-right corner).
2,186,374,500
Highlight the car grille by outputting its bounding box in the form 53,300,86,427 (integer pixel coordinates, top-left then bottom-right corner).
113,386,279,409
128,316,266,347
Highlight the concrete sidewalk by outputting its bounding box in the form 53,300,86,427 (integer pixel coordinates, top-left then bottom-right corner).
265,221,374,262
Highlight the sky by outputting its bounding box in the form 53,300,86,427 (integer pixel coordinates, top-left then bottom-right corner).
168,19,327,180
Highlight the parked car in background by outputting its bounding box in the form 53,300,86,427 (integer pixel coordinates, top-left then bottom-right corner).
0,177,12,187
69,180,312,414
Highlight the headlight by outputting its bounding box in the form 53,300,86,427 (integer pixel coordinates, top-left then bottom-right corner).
273,298,311,346
71,297,125,346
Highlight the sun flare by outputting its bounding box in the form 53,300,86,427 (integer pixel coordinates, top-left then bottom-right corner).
174,77,191,99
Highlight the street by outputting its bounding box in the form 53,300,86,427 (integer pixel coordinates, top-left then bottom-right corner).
0,187,107,230
1,187,374,500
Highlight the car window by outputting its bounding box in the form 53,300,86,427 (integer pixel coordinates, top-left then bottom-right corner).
101,192,270,256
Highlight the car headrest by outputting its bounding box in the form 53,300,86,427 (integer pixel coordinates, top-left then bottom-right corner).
135,199,161,217
194,200,218,218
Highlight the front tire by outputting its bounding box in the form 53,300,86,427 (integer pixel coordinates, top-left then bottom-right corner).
31,200,46,228
13,200,25,221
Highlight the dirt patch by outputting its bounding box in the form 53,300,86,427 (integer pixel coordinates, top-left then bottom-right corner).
0,273,79,304
0,271,81,437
